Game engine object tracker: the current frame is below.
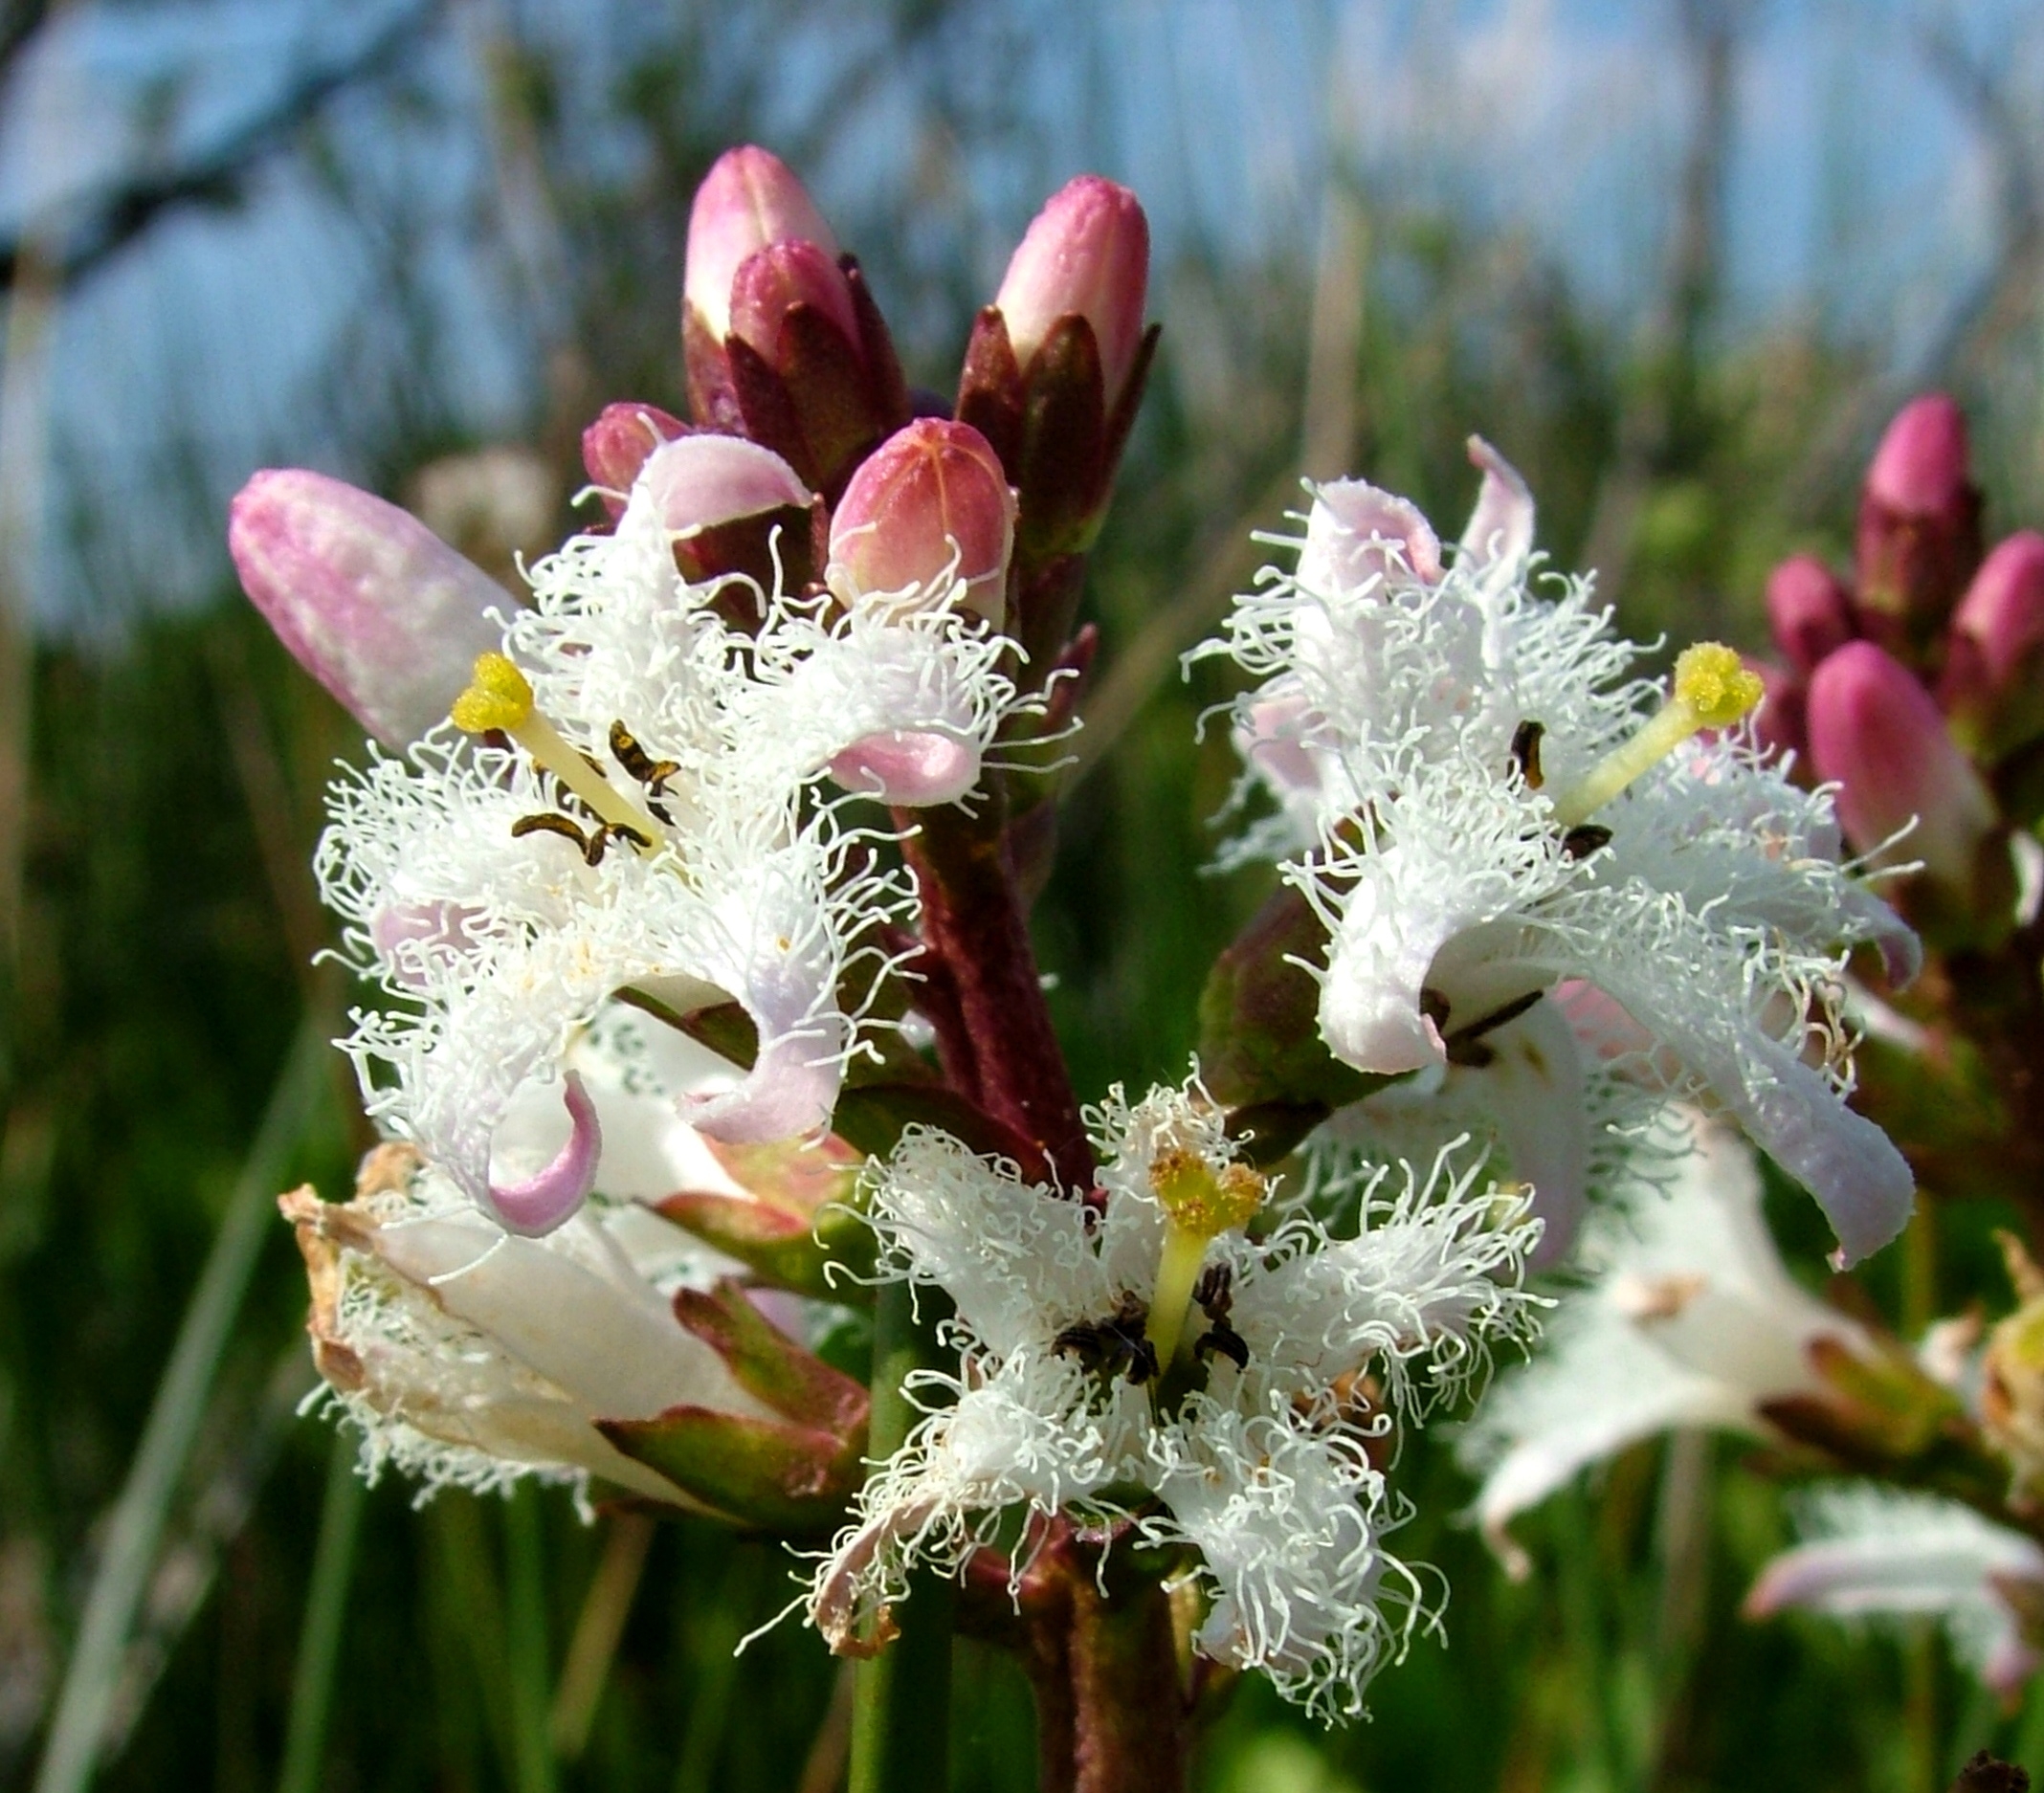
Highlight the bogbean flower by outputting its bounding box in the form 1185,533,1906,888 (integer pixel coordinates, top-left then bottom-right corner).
1460,1116,1868,1573
281,430,1037,1235
808,1080,1539,1717
282,1016,872,1522
1745,1488,2044,1699
1193,440,1920,1266
282,1142,757,1510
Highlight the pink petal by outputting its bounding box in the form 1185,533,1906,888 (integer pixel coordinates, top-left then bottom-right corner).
632,434,811,539
486,1072,603,1237
829,730,980,806
1298,479,1443,597
1458,436,1535,579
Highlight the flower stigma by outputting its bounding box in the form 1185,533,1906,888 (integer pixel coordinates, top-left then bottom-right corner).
450,651,668,846
1546,643,1764,828
1144,1147,1267,1374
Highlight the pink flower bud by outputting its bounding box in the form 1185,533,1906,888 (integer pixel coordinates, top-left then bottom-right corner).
826,419,1016,625
1808,641,2002,906
1941,532,2044,756
1866,394,1969,518
582,402,687,508
1855,393,1983,653
727,237,860,361
229,469,505,746
994,174,1150,407
683,145,839,341
1766,555,1855,675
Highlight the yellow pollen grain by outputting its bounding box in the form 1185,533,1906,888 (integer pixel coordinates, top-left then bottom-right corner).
1148,1148,1266,1240
1673,643,1763,729
451,652,535,734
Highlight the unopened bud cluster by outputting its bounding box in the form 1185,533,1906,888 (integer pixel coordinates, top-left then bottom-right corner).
1755,395,2039,947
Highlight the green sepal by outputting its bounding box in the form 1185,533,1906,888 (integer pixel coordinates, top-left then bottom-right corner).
656,1187,873,1301
1198,883,1391,1114
599,1406,863,1535
672,1277,870,1431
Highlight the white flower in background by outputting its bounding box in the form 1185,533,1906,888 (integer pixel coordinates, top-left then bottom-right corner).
809,1080,1539,1717
1460,1116,1867,1574
1193,439,1920,1266
314,428,1037,1236
1745,1488,2044,1699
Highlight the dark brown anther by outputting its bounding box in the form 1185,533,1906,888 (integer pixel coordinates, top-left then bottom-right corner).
1192,1262,1234,1322
1193,1322,1249,1370
609,720,680,798
1053,1293,1158,1384
1561,824,1613,860
1419,986,1453,1031
583,821,654,867
1509,719,1545,788
481,728,514,754
511,811,593,853
1448,989,1544,1047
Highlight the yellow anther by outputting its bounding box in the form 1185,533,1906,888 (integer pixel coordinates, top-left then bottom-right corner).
451,652,536,735
1548,639,1762,829
1148,1149,1266,1239
1673,643,1764,730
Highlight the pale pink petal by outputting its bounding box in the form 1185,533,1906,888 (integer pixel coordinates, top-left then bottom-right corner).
829,730,980,806
1457,436,1535,580
687,1020,847,1144
485,1073,603,1236
1298,480,1443,598
632,434,811,539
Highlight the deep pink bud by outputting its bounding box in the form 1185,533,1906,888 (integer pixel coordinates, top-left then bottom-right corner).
683,146,838,341
1866,394,1969,517
582,402,687,509
1808,641,2007,935
727,238,860,362
827,419,1016,626
1940,531,2044,757
994,175,1150,406
1766,555,1855,675
229,469,504,746
1855,393,1983,656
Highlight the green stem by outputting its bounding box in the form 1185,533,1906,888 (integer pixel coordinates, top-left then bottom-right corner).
849,1279,954,1793
277,1429,367,1793
504,1488,559,1793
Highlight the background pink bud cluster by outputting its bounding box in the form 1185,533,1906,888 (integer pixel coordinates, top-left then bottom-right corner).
1755,395,2043,946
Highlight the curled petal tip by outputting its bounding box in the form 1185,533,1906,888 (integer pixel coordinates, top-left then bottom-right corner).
485,1072,602,1236
1459,436,1534,579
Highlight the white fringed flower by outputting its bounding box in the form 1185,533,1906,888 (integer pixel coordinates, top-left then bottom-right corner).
1461,1115,1866,1574
808,1080,1538,1717
1745,1488,2044,1698
318,434,1035,1233
1193,439,1920,1266
281,1142,761,1512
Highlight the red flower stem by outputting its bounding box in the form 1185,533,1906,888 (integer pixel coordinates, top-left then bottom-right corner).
898,797,1094,1190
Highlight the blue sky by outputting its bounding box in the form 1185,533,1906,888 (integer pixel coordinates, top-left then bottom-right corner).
0,0,2037,625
